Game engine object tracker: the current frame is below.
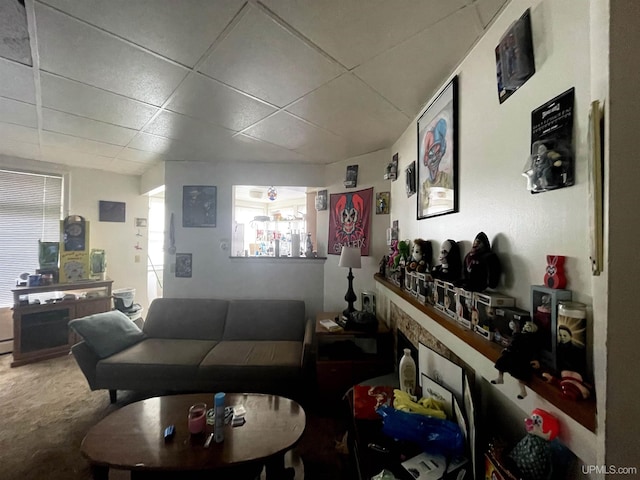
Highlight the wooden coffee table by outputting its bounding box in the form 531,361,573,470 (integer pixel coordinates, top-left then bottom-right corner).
81,393,306,479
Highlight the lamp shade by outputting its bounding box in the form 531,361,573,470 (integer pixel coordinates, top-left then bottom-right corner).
339,246,361,269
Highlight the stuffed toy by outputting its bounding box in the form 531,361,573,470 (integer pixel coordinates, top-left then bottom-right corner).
458,232,502,292
394,240,411,269
406,238,432,273
387,239,399,269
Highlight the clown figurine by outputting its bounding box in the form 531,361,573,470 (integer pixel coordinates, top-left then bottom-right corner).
406,239,432,273
509,408,560,480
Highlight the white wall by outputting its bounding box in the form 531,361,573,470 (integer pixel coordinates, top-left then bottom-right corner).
68,168,149,309
385,0,600,469
162,160,327,318
0,155,150,311
320,149,392,313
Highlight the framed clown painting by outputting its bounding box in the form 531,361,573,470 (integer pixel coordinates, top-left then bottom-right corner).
328,187,373,256
417,76,458,220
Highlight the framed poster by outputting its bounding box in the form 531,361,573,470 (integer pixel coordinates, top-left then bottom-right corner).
417,76,458,219
183,186,217,227
376,192,390,214
315,189,328,211
175,253,193,278
328,187,372,256
99,201,126,222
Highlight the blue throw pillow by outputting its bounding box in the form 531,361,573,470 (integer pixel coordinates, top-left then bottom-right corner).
69,310,145,359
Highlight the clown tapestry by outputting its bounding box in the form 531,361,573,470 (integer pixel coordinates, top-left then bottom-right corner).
328,187,373,256
417,76,458,219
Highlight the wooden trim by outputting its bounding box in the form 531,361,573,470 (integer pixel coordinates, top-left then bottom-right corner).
374,273,596,433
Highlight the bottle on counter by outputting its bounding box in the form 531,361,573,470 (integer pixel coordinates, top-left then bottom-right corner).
399,348,417,397
214,392,225,443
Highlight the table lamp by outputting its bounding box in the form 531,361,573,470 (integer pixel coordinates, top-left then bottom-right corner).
339,245,361,319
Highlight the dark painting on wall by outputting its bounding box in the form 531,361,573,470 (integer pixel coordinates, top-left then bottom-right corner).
99,201,126,222
175,253,193,278
183,186,217,227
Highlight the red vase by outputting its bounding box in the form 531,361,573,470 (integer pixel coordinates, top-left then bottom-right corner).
544,255,566,289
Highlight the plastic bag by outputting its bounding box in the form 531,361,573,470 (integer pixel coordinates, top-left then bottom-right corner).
371,469,399,480
377,405,464,458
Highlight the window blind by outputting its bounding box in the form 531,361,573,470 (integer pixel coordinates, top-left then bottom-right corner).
0,170,63,307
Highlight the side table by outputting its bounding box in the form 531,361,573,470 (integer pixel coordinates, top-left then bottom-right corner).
315,312,393,400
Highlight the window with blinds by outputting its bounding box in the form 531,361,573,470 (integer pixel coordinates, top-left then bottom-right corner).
0,170,63,307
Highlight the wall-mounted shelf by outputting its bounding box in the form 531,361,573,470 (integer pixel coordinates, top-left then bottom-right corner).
374,273,596,433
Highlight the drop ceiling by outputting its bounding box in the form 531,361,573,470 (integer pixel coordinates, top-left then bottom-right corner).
0,0,507,176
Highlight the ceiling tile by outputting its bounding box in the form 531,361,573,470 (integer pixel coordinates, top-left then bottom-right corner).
128,132,194,160
117,147,168,164
107,158,149,175
286,73,409,154
42,108,137,145
243,111,344,153
166,73,277,131
199,4,343,107
354,7,483,117
203,133,308,163
41,131,123,157
262,0,468,69
40,0,245,67
0,138,41,160
0,121,39,144
41,144,115,169
41,73,159,130
0,0,32,66
0,58,35,103
476,0,508,27
0,97,37,128
35,3,189,106
143,110,234,144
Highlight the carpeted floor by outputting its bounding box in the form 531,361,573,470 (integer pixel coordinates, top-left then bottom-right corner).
0,353,353,480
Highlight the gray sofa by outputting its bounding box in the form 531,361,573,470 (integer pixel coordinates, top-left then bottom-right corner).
71,298,313,403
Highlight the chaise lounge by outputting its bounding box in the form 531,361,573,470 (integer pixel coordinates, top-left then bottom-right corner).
70,298,313,403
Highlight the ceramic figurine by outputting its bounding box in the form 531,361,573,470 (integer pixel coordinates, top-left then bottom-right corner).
509,408,560,480
543,255,566,289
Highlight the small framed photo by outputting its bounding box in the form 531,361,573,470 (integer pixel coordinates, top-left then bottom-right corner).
175,253,193,278
344,165,358,188
99,200,126,222
376,192,390,214
135,218,148,228
315,189,328,211
361,292,375,315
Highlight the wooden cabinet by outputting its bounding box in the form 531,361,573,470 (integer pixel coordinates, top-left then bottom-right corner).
11,280,113,367
315,312,393,399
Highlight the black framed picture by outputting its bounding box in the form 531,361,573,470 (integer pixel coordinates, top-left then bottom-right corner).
417,76,458,219
99,201,126,222
175,253,192,278
315,189,328,211
183,186,217,227
344,165,358,188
